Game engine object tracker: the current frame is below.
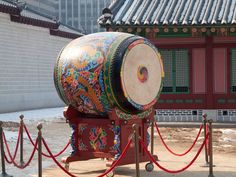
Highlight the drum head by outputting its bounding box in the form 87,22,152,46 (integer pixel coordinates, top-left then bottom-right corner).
121,40,163,109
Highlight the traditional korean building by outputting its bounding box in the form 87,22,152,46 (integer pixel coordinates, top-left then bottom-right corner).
0,0,83,113
98,0,236,122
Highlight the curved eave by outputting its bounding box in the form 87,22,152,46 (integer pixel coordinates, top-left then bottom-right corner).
0,3,19,15
10,14,57,29
99,0,236,29
105,24,236,30
0,6,83,39
101,21,236,28
50,29,83,39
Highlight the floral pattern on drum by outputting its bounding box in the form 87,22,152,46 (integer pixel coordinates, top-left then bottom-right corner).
54,32,163,115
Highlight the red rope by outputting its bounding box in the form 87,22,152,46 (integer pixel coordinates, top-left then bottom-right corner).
206,124,209,155
4,153,12,164
4,127,21,164
42,137,77,177
140,133,209,173
97,139,132,177
3,131,38,169
42,137,132,177
155,122,203,156
24,124,70,158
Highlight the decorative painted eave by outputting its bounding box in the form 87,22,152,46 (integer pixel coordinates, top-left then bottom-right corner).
103,25,236,39
98,0,236,28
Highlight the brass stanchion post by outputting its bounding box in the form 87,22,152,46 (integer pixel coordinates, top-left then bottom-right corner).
0,121,13,177
151,120,154,156
201,114,209,167
208,119,215,177
19,115,24,166
132,124,140,177
37,123,42,177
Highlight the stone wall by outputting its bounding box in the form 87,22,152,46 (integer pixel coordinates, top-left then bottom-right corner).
0,12,71,113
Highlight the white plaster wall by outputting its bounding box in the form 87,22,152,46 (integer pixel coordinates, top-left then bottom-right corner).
0,12,72,113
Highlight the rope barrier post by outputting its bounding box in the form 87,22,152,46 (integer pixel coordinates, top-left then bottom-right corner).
208,119,215,177
19,115,24,166
37,123,43,177
202,114,209,167
151,120,154,156
0,121,13,177
132,124,140,177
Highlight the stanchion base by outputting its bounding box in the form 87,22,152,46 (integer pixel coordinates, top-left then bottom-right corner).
200,163,210,167
200,163,216,168
20,161,25,167
208,174,215,177
0,173,13,177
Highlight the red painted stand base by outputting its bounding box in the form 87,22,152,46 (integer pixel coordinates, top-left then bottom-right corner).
61,106,155,168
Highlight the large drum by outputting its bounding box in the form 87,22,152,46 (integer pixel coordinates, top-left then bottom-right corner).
54,32,164,115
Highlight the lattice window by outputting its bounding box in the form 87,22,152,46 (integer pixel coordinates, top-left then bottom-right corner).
231,49,236,92
160,49,189,93
161,50,173,92
175,50,189,92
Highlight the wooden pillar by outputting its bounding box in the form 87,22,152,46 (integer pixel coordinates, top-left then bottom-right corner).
205,36,214,109
227,47,231,95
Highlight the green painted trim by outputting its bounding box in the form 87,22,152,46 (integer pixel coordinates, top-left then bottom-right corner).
109,26,236,38
185,49,190,93
229,33,236,37
231,48,236,93
140,30,146,37
104,34,130,112
172,50,176,92
158,32,192,38
105,39,121,105
115,108,153,120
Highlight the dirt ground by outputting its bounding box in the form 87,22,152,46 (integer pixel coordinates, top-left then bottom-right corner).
2,120,236,177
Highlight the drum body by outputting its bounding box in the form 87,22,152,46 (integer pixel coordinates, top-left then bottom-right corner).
54,32,164,115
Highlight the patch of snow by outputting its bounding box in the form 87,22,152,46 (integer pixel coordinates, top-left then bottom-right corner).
221,129,236,135
222,137,236,142
4,130,37,144
0,107,65,123
4,130,25,142
221,144,233,148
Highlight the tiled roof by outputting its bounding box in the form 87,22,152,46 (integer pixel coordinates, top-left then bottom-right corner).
58,24,83,35
0,0,84,38
0,0,16,7
20,7,56,24
98,0,236,27
0,0,18,14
